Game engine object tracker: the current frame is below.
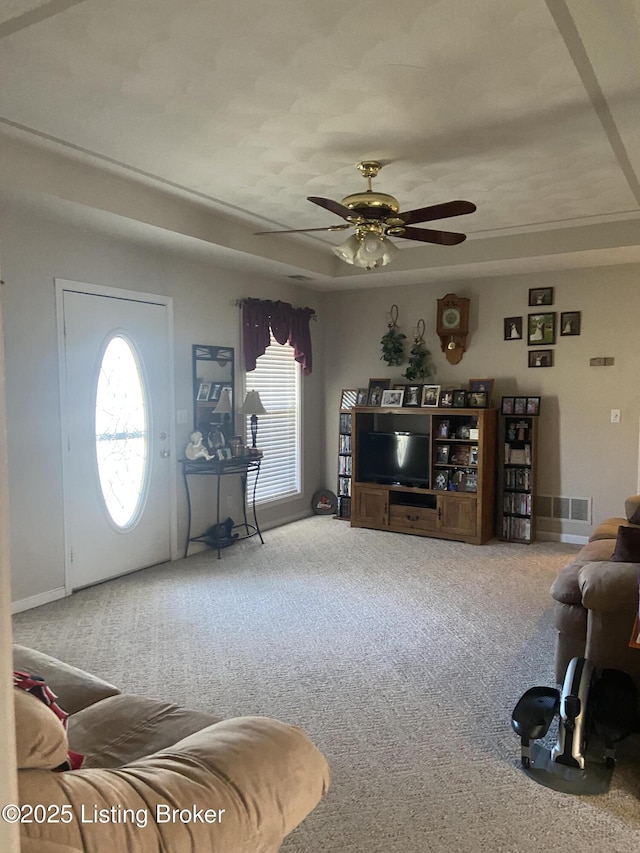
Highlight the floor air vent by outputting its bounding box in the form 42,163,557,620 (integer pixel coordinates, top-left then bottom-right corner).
536,495,591,524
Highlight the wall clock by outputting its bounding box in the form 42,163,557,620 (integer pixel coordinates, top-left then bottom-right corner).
436,294,470,364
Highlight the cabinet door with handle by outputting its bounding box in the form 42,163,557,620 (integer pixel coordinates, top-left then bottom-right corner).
438,495,478,537
353,487,389,527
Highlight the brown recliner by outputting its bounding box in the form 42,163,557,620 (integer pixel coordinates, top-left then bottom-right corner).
550,496,640,686
13,645,330,853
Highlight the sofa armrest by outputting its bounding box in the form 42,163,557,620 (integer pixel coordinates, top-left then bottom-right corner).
19,716,329,852
578,561,640,612
13,646,120,715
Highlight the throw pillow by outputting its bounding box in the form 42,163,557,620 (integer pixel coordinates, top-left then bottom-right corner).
627,504,640,525
611,525,640,562
14,689,69,770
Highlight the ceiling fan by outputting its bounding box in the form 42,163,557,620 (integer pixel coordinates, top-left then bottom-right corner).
255,161,476,269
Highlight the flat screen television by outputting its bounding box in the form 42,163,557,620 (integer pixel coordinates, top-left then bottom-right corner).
357,431,430,488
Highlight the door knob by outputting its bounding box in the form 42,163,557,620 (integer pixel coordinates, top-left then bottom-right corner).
159,432,168,440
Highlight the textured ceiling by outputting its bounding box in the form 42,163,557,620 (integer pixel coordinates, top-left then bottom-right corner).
1,0,639,289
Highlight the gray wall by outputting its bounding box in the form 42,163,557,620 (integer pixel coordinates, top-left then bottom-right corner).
322,267,639,537
1,198,326,605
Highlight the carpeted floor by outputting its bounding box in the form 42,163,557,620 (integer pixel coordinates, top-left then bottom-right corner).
12,517,640,852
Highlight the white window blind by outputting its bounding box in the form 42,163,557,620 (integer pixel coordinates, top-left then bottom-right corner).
245,334,300,504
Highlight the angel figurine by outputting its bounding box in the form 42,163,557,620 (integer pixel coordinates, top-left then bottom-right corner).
185,431,214,461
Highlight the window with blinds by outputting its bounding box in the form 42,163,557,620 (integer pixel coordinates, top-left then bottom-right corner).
245,334,301,504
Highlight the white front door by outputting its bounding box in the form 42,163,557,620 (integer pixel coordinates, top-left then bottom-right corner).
59,283,173,590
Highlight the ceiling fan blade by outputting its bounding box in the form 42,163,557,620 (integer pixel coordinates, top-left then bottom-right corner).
307,196,354,220
398,200,476,226
394,226,467,245
255,223,351,235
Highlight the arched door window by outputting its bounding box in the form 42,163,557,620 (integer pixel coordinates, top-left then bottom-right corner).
94,334,149,528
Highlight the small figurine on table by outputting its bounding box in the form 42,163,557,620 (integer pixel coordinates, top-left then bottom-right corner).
185,431,214,461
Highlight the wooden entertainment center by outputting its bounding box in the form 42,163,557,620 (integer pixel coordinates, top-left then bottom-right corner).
350,406,497,545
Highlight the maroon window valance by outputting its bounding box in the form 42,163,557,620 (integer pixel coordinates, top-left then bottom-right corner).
242,298,315,375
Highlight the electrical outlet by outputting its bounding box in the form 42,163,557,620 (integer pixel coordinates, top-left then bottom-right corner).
611,409,621,423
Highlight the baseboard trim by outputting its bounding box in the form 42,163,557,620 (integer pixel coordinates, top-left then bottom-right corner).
536,530,589,545
259,509,312,532
12,587,67,614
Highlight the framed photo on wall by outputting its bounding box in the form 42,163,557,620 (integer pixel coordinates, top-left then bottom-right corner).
528,287,554,306
527,312,556,346
501,396,515,415
504,317,522,340
528,349,554,368
560,311,581,336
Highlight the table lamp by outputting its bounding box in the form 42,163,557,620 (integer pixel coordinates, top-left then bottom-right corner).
239,390,267,454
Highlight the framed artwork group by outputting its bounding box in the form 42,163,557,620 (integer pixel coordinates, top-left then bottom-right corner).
503,287,581,368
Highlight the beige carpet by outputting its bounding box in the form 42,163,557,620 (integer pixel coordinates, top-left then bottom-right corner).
12,518,640,852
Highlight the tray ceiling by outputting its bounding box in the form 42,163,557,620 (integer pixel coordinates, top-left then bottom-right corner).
1,0,639,289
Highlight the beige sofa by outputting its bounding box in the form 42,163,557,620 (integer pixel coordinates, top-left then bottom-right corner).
12,645,330,853
550,496,640,686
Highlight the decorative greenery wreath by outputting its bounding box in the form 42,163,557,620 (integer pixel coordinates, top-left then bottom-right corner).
380,304,406,366
403,319,433,381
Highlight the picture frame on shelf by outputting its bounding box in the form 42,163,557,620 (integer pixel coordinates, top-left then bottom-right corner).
463,473,478,493
434,469,450,491
367,378,391,407
468,391,488,408
439,389,454,407
501,396,515,415
526,396,541,415
438,420,450,438
469,378,494,405
197,382,211,401
527,312,556,345
209,383,221,402
381,389,404,407
504,317,523,340
217,448,232,461
528,287,554,306
470,446,479,465
452,390,467,408
457,425,471,439
355,388,368,406
436,445,450,464
528,349,554,368
514,397,527,414
340,389,358,409
403,384,422,407
421,384,440,407
560,311,581,336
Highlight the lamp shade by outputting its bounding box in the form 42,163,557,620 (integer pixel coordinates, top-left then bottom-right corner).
213,386,233,414
333,233,398,270
239,390,267,416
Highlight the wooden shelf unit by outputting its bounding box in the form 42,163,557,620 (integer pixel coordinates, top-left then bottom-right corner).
498,415,538,543
350,406,497,545
336,389,357,520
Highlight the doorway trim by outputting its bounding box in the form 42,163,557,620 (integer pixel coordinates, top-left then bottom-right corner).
55,279,178,596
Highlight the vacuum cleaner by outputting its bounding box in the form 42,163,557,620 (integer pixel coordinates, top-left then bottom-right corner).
511,657,637,794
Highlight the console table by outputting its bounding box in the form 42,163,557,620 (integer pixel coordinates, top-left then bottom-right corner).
181,455,264,559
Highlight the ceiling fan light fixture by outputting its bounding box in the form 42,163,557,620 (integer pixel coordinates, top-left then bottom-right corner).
334,231,398,270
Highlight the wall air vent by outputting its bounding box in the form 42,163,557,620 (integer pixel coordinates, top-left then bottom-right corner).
287,274,314,281
536,496,592,524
